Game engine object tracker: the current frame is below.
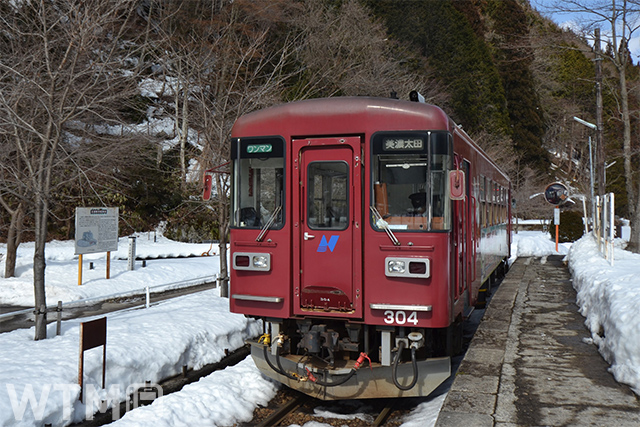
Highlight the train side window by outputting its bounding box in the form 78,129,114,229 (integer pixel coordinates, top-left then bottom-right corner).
481,201,486,228
231,137,285,229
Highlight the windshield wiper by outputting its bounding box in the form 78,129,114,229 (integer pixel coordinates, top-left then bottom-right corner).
256,205,282,242
370,206,400,246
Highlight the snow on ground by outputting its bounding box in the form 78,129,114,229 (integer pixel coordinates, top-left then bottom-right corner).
567,235,640,395
0,233,219,307
0,227,639,426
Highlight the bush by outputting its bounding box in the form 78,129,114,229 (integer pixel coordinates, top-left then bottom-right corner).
549,210,585,243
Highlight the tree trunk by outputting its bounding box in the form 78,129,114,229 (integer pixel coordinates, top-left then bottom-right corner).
33,198,48,340
216,173,230,298
4,203,24,279
179,87,189,188
620,67,634,212
631,185,640,253
618,63,638,252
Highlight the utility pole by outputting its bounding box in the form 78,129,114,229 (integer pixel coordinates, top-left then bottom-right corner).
595,28,605,196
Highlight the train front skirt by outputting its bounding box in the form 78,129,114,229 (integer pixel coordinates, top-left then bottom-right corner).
248,340,451,400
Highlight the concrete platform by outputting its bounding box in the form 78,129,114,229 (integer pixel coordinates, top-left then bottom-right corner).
436,255,640,426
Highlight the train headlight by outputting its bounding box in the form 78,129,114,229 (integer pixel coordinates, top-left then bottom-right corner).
387,260,406,274
233,252,271,271
385,257,430,278
252,255,269,269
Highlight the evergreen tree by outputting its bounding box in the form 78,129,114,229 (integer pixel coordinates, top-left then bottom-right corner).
366,0,511,136
481,0,549,172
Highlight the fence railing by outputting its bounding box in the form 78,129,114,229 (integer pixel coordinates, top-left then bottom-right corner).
593,193,615,266
0,275,218,325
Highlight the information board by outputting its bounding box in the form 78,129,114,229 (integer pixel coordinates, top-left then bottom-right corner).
75,207,119,255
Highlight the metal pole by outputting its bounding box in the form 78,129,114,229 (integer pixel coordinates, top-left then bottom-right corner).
589,135,595,229
595,28,605,196
106,251,111,279
555,206,559,252
573,117,597,231
610,193,615,266
596,196,602,252
581,196,588,235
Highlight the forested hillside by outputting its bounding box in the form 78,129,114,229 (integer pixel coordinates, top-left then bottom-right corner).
1,0,638,252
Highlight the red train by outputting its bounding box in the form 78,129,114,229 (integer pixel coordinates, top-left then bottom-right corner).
229,95,511,399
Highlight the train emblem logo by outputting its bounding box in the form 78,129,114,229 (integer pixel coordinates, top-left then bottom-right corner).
317,235,339,252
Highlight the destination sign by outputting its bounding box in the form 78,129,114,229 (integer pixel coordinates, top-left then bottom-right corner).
383,137,424,151
246,144,273,154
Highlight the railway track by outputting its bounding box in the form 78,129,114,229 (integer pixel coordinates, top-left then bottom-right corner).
246,388,411,426
243,277,502,426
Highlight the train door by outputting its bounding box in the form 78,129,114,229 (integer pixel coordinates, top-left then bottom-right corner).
292,137,362,318
463,160,473,308
453,159,470,308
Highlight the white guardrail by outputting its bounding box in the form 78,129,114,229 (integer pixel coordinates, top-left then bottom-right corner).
594,192,615,266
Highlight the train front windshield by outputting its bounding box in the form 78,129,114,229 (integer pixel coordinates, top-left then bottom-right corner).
231,137,284,229
371,131,452,231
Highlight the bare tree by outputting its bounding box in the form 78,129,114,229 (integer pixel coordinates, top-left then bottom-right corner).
193,1,300,290
0,0,146,339
135,0,301,289
542,0,640,251
290,0,443,102
0,129,29,278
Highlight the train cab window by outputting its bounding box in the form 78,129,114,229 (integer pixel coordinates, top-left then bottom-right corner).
307,161,349,230
231,137,284,229
371,131,452,231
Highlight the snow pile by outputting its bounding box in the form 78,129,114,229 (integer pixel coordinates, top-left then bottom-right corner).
0,290,264,426
112,358,278,427
511,230,570,259
567,235,640,394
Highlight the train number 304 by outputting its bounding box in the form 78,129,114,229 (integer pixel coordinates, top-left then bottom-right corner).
383,310,419,325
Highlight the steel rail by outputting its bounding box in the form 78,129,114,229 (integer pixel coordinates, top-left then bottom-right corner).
255,392,310,427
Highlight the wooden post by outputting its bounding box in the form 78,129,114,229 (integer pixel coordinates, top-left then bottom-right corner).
56,301,62,336
78,254,83,286
106,251,111,279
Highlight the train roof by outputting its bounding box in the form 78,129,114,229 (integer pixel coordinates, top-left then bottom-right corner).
231,97,452,138
232,96,510,185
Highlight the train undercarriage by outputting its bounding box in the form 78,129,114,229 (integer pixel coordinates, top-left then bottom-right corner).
249,318,463,400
